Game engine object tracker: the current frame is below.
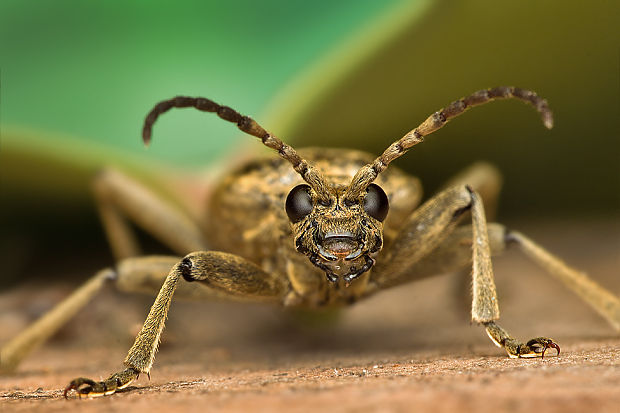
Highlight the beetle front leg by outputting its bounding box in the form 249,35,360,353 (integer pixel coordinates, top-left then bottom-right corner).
64,251,287,398
467,188,560,358
372,185,561,358
372,185,474,288
63,260,184,398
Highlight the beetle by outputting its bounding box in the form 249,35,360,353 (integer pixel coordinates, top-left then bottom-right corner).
1,86,618,398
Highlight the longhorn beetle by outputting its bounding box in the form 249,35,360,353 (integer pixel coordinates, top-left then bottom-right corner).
1,87,618,398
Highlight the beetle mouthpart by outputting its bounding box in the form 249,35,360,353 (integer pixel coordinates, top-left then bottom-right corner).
325,271,339,284
318,239,362,261
317,231,363,261
343,255,375,284
309,253,374,285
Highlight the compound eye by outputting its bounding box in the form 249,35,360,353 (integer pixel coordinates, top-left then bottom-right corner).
364,184,389,222
285,184,313,223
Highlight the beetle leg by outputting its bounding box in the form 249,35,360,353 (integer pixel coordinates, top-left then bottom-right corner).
504,230,620,331
0,254,269,373
372,185,619,358
63,251,288,398
467,187,563,358
64,367,140,398
372,186,555,358
371,223,507,284
0,269,114,373
439,162,502,312
484,322,560,358
463,223,619,353
93,168,208,260
440,161,502,221
371,185,474,288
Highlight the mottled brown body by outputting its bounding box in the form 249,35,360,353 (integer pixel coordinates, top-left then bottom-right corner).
2,87,618,399
206,148,421,307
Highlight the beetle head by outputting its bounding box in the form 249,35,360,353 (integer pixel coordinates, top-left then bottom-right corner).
285,182,388,284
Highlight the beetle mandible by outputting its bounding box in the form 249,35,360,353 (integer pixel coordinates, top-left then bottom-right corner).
1,86,618,398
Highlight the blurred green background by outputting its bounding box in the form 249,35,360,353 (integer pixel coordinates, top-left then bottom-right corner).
1,0,619,287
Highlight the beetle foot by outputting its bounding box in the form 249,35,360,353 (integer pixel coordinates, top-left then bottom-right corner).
64,367,140,398
505,337,560,359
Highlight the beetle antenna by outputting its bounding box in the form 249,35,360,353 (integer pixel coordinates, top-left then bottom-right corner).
345,86,554,199
142,96,330,197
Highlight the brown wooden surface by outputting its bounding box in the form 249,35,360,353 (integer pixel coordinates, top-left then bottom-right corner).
1,219,619,412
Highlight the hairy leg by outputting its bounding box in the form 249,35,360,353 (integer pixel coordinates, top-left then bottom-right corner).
371,185,619,358
64,251,288,398
0,255,247,373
